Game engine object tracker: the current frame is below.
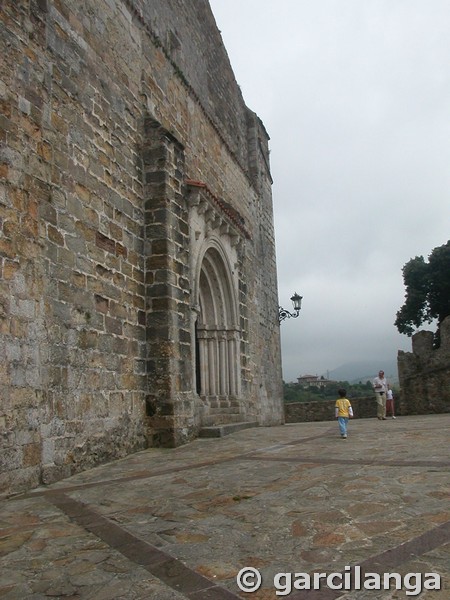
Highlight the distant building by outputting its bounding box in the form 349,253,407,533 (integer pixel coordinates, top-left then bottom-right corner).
297,375,337,389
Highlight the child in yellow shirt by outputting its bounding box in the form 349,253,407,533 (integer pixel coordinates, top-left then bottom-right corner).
335,388,353,439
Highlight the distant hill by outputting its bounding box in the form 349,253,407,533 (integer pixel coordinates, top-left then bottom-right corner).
327,360,399,385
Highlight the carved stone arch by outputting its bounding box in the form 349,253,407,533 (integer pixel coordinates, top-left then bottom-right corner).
187,181,249,426
194,239,241,412
198,242,236,327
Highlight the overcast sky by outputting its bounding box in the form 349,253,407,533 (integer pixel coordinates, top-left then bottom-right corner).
208,0,450,382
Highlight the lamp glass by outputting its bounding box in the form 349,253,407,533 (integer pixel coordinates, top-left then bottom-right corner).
290,293,302,311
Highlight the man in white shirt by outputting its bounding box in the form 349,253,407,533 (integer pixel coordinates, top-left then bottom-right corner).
373,370,388,420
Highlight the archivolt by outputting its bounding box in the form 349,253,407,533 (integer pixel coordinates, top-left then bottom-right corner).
195,242,240,399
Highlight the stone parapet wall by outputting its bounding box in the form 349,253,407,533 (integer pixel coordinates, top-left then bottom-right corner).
397,316,450,415
285,396,379,423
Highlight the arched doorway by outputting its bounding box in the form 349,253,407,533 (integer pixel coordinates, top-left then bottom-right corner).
195,245,241,410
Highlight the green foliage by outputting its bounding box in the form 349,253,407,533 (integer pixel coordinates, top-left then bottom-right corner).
395,240,450,344
283,380,374,403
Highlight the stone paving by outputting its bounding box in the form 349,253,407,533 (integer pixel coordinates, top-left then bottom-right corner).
0,414,449,599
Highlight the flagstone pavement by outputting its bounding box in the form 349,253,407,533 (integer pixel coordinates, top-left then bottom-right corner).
1,414,449,599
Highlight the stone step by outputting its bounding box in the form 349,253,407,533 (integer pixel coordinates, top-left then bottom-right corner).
206,407,243,415
207,401,242,410
198,421,259,439
200,413,244,426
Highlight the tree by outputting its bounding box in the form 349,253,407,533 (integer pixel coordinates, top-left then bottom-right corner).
395,240,450,345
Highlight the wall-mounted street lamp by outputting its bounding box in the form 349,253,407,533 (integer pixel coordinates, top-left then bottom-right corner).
278,292,303,323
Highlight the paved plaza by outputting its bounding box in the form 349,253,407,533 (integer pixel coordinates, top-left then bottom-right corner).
1,414,449,599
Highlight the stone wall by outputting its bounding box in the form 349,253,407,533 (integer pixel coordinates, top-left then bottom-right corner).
397,316,450,415
0,0,283,496
285,396,379,423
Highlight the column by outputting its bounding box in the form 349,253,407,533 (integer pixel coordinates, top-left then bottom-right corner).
219,330,228,396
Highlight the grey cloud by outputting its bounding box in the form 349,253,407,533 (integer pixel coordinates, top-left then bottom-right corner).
210,0,450,380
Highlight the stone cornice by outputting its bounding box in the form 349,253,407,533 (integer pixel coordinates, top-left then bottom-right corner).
186,179,251,241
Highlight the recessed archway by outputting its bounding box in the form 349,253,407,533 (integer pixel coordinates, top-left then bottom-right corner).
195,244,241,410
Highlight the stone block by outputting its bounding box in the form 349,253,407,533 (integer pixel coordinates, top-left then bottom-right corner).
41,463,71,485
22,442,42,467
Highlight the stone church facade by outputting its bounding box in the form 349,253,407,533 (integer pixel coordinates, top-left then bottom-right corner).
0,0,284,495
